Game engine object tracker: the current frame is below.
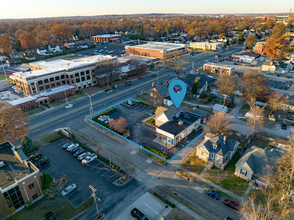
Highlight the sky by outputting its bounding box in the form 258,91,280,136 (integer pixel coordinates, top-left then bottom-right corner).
1,0,293,19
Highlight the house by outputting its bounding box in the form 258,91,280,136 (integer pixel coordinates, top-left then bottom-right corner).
231,52,260,63
191,108,210,124
148,83,168,105
182,74,216,94
0,141,43,215
156,107,201,147
64,42,76,49
0,80,9,91
6,58,21,65
155,106,185,126
48,45,61,53
163,96,173,106
234,148,280,187
254,41,266,54
261,61,276,72
203,63,235,75
196,133,239,170
213,104,228,113
24,55,37,61
256,89,275,107
37,48,48,56
0,55,8,62
9,52,23,59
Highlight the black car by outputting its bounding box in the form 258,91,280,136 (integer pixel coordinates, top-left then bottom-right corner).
234,63,239,65
71,146,82,154
282,122,287,130
73,149,85,157
151,74,156,77
131,208,149,220
45,212,59,220
205,190,220,200
277,74,281,77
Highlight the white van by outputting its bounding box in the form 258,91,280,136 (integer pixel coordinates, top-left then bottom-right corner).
66,143,79,152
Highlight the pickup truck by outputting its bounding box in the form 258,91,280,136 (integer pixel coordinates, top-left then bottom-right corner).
131,208,149,220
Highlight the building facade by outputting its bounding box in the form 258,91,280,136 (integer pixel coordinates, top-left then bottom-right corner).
92,34,122,43
0,141,43,214
189,42,223,51
125,42,187,59
204,63,235,75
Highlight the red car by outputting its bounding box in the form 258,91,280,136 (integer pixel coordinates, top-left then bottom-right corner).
105,88,113,93
138,76,143,80
223,199,240,211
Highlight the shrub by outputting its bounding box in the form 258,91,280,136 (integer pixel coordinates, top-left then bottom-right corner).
200,93,207,99
153,192,158,196
49,136,63,143
138,101,157,110
171,204,176,208
143,145,168,159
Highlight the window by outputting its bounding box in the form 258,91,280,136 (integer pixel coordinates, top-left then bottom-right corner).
66,75,68,78
86,70,89,74
158,100,159,103
28,183,35,189
57,82,61,87
213,143,217,149
50,78,54,82
81,77,85,81
45,85,50,89
3,186,25,209
38,80,43,85
44,79,48,83
240,169,247,176
31,83,34,86
211,154,214,159
61,75,65,79
81,72,85,76
32,194,38,200
76,78,80,83
55,76,60,80
201,151,204,156
39,86,44,91
51,84,55,88
67,80,69,84
150,93,153,97
87,76,90,80
154,94,156,97
150,97,154,101
75,73,79,77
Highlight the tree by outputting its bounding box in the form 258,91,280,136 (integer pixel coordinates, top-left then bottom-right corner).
240,130,294,219
237,33,244,43
191,77,199,94
15,40,21,51
0,101,28,143
247,99,264,135
45,176,67,200
219,33,225,39
204,112,231,135
245,34,257,51
264,36,289,61
109,116,128,134
21,135,35,154
240,71,267,102
267,92,285,118
0,197,16,220
19,32,37,50
164,51,186,79
215,74,239,104
96,59,118,87
0,33,13,54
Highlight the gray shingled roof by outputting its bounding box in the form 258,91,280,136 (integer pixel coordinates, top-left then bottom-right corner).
162,105,185,121
235,148,280,175
155,84,168,96
182,74,216,88
191,108,209,120
200,134,237,156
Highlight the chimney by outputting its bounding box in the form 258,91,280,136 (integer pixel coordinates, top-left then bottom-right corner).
178,120,183,125
152,82,155,88
223,135,226,144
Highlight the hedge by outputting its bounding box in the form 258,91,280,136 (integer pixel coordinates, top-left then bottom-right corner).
143,145,168,159
200,93,207,99
97,155,125,173
152,192,176,208
138,101,157,110
49,136,63,143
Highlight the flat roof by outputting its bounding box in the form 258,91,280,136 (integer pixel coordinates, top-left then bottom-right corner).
0,142,34,190
92,34,121,38
190,42,223,45
125,42,186,52
204,63,235,69
8,96,37,106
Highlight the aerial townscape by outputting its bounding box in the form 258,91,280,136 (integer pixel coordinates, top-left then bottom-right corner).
1,1,294,220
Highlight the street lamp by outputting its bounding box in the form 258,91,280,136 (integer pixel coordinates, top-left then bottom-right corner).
222,94,228,112
89,185,101,219
85,93,94,116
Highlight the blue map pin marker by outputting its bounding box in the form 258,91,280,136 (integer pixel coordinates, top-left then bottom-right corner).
168,79,187,109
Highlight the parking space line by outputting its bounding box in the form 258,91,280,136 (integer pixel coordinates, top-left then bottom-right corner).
70,191,88,203
101,169,111,177
91,162,101,169
96,166,106,173
107,173,117,181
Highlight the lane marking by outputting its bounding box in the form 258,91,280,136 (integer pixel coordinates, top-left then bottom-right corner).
101,169,111,177
107,173,117,181
144,203,159,214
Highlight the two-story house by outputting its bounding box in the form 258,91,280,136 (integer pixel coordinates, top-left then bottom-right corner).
37,48,48,56
48,45,61,53
196,133,239,170
148,83,168,105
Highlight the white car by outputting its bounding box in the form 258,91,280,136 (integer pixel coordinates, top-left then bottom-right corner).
82,154,97,165
61,184,77,196
66,143,79,152
65,104,73,109
205,60,209,62
78,152,91,160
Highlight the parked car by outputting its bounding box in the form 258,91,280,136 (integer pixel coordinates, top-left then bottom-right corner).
65,104,73,109
138,76,143,80
150,74,156,77
206,190,220,200
71,146,82,154
282,122,287,130
78,152,91,160
45,211,59,220
112,85,119,89
62,142,72,150
61,184,77,196
125,80,132,86
131,208,150,220
68,146,79,153
233,63,239,65
35,157,50,168
82,154,97,165
223,199,240,210
224,217,235,220
105,88,113,93
74,149,85,157
66,143,79,152
205,60,209,62
277,74,281,77
211,99,217,104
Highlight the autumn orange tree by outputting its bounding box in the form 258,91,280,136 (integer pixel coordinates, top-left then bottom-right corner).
264,36,289,61
109,116,128,134
215,73,239,104
0,33,13,55
204,112,231,135
0,101,28,143
245,34,257,51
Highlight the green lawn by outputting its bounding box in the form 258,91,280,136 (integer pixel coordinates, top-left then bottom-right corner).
24,106,46,116
202,152,249,196
49,94,85,107
0,74,11,83
40,132,63,144
248,188,267,207
145,118,155,125
181,150,206,175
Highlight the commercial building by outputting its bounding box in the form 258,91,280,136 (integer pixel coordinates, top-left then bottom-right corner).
254,41,266,54
231,52,260,63
92,34,122,43
189,42,223,51
276,16,289,25
10,55,116,96
0,80,9,91
125,42,187,59
204,63,235,75
0,141,43,214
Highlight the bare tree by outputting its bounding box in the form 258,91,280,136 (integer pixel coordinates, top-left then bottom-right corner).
0,101,28,143
204,112,231,135
215,73,239,104
245,34,257,51
164,50,186,79
96,60,118,87
267,92,286,118
247,99,264,135
240,71,267,102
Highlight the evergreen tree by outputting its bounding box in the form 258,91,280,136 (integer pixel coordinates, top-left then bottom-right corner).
21,135,34,154
192,77,199,94
42,173,47,190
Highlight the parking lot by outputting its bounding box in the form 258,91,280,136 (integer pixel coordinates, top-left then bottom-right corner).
267,79,290,90
39,139,138,208
107,103,203,159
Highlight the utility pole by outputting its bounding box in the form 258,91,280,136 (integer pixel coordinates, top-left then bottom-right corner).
85,93,94,116
165,137,168,165
222,94,228,113
89,185,101,219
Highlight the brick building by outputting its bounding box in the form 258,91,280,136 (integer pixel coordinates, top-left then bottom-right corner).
204,63,235,75
10,55,116,96
254,41,266,54
148,83,169,105
0,141,43,214
125,42,187,59
92,34,122,43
